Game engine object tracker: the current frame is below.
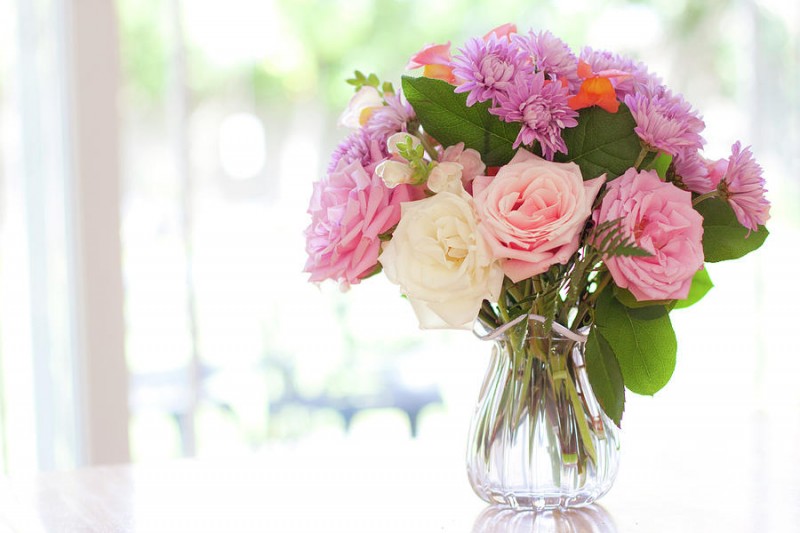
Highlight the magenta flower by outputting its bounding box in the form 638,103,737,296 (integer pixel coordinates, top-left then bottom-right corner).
513,30,580,90
593,168,704,301
624,90,705,155
304,159,418,287
490,71,578,159
451,34,532,106
718,142,771,232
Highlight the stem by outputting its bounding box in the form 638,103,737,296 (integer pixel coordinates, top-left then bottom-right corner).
692,190,719,207
588,271,612,305
634,146,651,169
418,133,440,162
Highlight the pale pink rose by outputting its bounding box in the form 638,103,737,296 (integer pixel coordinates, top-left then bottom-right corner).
594,168,704,301
441,143,486,192
304,159,418,287
472,149,604,282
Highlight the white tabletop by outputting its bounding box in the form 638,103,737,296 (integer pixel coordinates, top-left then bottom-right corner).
1,426,798,533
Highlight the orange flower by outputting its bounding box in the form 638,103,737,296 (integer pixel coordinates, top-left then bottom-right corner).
406,42,456,84
568,60,630,114
483,23,517,41
422,64,456,84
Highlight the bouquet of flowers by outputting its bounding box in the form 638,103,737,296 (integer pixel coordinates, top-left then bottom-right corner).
304,22,769,507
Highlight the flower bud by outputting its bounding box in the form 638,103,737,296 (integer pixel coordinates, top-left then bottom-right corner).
338,86,383,129
376,160,414,188
427,162,464,194
386,132,422,157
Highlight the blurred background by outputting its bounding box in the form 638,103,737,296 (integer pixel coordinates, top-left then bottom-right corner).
0,0,798,490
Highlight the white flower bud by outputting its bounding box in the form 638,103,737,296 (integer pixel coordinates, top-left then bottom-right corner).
386,132,422,157
427,162,464,194
376,160,414,188
338,86,383,129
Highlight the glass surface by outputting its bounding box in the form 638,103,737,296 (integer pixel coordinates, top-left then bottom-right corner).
472,503,616,533
467,319,620,510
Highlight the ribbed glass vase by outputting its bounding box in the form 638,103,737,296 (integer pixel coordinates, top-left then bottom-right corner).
467,317,620,510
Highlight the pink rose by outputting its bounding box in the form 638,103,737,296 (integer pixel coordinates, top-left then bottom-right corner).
304,159,418,287
594,168,704,301
472,149,605,282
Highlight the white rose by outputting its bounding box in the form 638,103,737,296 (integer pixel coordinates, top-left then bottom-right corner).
338,86,383,129
379,185,503,329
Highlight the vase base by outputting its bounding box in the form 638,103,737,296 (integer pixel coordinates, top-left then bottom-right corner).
477,489,607,511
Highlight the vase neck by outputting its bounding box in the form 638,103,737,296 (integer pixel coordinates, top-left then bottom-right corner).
474,313,588,344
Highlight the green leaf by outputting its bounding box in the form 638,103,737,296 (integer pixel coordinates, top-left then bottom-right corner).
613,285,675,310
585,327,626,427
594,289,676,395
401,76,521,166
554,104,642,180
673,268,714,309
695,198,769,262
590,218,651,258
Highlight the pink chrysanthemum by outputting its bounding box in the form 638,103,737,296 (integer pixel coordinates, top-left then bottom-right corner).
673,149,714,194
513,30,580,90
305,159,417,287
624,90,705,155
451,34,532,106
718,142,770,232
490,72,578,159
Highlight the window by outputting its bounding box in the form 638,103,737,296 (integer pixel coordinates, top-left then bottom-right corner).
0,0,797,473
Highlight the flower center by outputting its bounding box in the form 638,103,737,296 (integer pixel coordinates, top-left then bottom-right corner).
522,99,551,131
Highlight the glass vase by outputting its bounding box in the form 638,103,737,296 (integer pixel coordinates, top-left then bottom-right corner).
466,317,620,510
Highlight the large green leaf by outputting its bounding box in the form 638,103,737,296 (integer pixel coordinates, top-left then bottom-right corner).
695,198,769,262
585,327,626,427
401,76,520,166
594,289,676,396
554,105,642,180
673,268,714,309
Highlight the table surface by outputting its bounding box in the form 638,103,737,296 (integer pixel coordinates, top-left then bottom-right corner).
1,434,799,533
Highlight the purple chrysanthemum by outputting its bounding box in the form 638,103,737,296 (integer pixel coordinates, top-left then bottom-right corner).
490,71,578,159
718,142,770,232
624,90,705,155
513,30,580,90
365,91,416,146
328,129,381,173
673,149,714,194
580,47,661,99
451,34,532,107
